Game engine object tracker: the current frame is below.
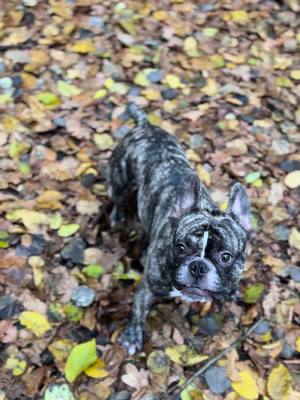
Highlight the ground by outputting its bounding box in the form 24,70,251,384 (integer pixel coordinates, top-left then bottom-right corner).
0,0,300,399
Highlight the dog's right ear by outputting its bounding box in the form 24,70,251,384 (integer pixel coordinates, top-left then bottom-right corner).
170,174,199,223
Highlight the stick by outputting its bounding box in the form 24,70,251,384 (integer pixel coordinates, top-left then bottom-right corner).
167,317,266,398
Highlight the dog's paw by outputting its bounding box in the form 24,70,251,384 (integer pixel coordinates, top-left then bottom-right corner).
118,323,143,355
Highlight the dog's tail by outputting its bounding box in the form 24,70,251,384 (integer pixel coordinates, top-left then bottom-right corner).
127,102,148,128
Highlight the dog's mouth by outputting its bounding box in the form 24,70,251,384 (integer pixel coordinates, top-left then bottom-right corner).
174,283,228,301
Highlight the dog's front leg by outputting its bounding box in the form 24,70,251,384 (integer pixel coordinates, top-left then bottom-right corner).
118,280,155,355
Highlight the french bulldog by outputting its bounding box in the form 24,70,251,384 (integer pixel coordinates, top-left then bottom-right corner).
109,103,251,355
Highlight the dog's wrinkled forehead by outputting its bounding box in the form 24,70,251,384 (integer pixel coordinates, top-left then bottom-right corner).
175,211,247,254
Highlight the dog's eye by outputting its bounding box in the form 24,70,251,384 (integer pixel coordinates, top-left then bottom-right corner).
220,252,232,263
176,244,185,254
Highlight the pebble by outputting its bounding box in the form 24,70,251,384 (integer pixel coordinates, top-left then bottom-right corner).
161,88,177,100
290,266,300,282
189,134,204,149
53,117,66,127
88,16,105,30
144,39,161,48
40,348,55,365
72,286,95,307
128,87,141,97
199,3,215,12
198,315,222,336
0,77,13,89
280,160,300,173
272,225,290,241
12,76,23,88
284,39,297,52
22,0,38,6
240,114,254,124
254,320,270,335
16,234,45,257
112,391,131,400
280,121,297,136
22,12,35,26
61,237,86,264
147,70,163,83
204,366,231,395
0,63,5,73
80,173,97,188
0,295,16,320
280,342,295,359
271,139,295,156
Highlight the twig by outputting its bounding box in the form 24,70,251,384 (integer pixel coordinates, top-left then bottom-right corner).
166,316,266,398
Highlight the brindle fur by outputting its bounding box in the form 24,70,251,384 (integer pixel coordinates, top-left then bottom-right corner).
109,103,251,354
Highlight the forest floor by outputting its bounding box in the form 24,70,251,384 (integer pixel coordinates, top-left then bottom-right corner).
0,0,300,399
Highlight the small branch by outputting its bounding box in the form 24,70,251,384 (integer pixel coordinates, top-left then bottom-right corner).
167,317,266,398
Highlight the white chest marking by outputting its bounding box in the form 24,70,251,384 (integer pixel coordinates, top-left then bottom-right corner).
200,230,209,259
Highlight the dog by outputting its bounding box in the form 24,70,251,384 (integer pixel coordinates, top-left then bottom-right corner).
109,103,251,354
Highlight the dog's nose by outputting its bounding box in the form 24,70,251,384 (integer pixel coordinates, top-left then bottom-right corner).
189,260,209,278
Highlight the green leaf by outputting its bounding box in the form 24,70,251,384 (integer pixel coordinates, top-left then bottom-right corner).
202,27,219,38
57,224,80,237
19,162,31,175
245,171,261,184
64,304,83,322
65,339,97,383
82,264,104,278
37,92,61,109
57,81,82,97
243,283,265,304
44,384,75,400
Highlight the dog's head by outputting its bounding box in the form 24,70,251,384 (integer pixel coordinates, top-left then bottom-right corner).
169,176,251,303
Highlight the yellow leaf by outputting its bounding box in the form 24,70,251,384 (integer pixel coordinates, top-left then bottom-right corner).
57,81,82,97
289,227,300,250
28,256,45,289
153,10,168,21
224,10,249,24
284,171,300,189
70,39,96,53
232,370,259,400
57,224,80,237
36,190,63,210
94,133,115,150
201,78,217,96
19,311,51,337
142,88,161,101
165,345,208,367
164,74,185,89
65,339,97,382
196,165,211,186
48,339,75,362
296,337,300,352
183,37,199,57
290,70,300,80
267,364,292,400
93,89,107,100
5,356,27,376
134,71,151,87
84,358,108,378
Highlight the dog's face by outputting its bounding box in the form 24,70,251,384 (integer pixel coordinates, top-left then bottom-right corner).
169,181,251,303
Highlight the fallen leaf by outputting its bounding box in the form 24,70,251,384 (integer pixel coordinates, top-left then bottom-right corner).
5,355,27,376
57,224,80,237
231,370,259,400
284,171,300,188
84,358,108,379
165,345,208,366
267,364,292,400
65,339,97,383
19,311,51,337
57,81,82,97
289,228,300,250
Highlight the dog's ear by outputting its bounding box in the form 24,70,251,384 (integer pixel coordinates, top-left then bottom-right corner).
227,182,251,231
170,175,199,221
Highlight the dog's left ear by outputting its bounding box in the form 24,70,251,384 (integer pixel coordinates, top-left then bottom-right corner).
227,182,251,232
170,174,199,221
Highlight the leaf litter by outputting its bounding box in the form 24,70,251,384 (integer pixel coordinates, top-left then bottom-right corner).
0,0,299,399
